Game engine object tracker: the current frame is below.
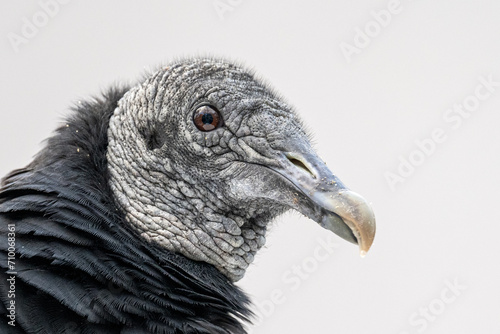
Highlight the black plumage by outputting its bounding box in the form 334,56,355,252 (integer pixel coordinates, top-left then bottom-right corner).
0,88,251,333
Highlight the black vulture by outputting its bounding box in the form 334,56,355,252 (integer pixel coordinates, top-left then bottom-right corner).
0,58,375,334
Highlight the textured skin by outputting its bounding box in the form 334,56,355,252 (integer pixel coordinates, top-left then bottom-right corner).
107,59,310,281
0,58,320,333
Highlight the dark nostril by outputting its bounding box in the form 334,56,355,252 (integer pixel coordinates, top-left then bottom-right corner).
286,156,316,179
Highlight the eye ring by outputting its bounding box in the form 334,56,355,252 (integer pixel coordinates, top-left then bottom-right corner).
193,105,222,132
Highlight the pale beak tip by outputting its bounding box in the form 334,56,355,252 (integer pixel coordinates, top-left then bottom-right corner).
360,250,367,258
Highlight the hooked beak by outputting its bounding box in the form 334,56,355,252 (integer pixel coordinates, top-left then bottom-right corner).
270,151,376,256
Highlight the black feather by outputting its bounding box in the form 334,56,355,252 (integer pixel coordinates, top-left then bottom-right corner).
0,88,252,333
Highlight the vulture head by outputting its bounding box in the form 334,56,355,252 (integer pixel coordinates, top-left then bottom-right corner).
0,58,375,333
107,58,375,281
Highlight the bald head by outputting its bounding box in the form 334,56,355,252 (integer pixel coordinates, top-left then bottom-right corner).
107,58,375,281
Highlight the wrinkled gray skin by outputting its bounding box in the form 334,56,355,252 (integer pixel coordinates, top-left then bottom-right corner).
107,58,375,281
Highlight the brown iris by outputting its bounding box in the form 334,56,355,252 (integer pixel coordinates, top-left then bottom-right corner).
193,105,221,131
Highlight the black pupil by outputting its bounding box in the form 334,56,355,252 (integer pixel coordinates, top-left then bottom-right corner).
201,113,213,124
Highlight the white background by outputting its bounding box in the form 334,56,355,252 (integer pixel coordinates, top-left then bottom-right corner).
1,1,500,333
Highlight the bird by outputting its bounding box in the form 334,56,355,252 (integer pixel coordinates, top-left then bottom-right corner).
0,58,376,334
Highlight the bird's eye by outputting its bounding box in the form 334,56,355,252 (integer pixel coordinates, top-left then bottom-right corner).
193,105,221,132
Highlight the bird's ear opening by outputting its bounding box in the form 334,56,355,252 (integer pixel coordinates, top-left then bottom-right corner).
139,125,164,150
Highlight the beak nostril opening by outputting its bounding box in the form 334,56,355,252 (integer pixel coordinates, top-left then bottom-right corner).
286,156,316,179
